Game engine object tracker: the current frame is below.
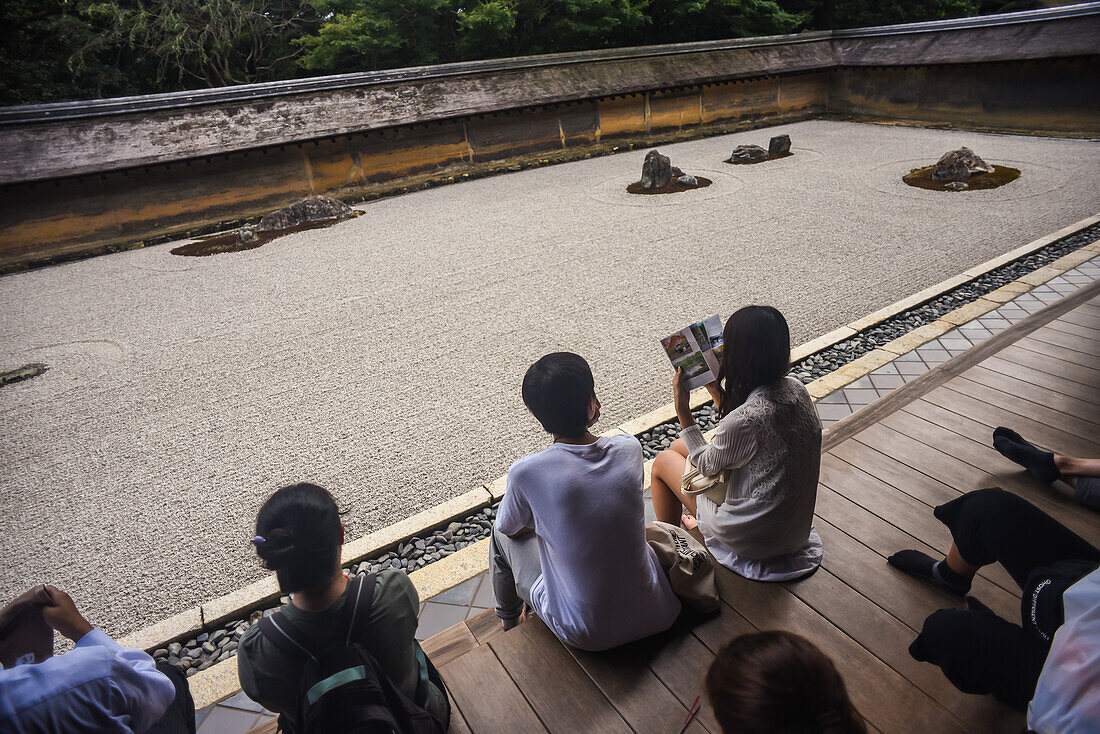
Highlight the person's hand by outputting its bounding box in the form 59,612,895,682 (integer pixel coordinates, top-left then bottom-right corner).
673,369,694,428
39,586,94,642
703,380,721,409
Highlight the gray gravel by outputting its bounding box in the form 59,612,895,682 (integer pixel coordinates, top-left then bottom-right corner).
1,120,1098,641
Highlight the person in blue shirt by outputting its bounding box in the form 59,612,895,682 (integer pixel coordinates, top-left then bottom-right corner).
0,585,189,733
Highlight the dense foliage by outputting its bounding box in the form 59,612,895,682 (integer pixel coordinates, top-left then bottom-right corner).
0,0,1026,105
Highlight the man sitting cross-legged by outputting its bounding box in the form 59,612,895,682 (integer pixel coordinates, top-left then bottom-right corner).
490,352,682,650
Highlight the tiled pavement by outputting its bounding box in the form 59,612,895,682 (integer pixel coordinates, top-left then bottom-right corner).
192,255,1097,733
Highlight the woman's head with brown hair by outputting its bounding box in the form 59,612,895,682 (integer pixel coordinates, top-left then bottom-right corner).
716,306,791,417
705,631,867,734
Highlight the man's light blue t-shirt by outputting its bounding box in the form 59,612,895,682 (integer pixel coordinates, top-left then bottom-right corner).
0,629,174,733
496,434,681,651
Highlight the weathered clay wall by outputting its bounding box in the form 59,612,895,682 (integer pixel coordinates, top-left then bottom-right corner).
0,5,1097,271
830,56,1100,134
0,74,827,268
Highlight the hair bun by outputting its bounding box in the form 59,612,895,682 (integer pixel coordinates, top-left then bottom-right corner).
254,527,295,567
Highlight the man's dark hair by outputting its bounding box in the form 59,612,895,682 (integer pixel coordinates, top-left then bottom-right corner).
522,352,595,437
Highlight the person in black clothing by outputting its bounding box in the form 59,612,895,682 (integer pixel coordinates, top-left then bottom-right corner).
888,488,1100,710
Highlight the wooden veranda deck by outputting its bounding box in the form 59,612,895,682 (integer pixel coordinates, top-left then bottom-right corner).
424,280,1100,734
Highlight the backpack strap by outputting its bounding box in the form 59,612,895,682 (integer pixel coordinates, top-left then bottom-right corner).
340,573,377,645
258,611,317,664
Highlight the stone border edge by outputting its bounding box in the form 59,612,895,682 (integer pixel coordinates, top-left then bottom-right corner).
123,212,1099,706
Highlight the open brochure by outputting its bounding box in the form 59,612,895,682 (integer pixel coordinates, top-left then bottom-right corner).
660,314,724,391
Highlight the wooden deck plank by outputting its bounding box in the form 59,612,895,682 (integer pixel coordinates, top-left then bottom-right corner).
915,382,1095,468
440,644,548,733
465,609,504,646
823,280,1100,452
812,516,1010,631
488,619,632,734
783,563,1024,732
819,453,1018,595
996,342,1100,389
422,619,480,669
644,630,724,733
564,623,713,734
815,480,1018,600
827,440,1020,594
980,354,1100,408
710,566,969,734
951,368,1100,437
446,695,474,734
1016,335,1100,370
901,399,1085,524
1046,317,1100,341
936,379,1100,454
962,365,1100,425
1025,321,1100,356
876,409,1100,544
1058,307,1100,330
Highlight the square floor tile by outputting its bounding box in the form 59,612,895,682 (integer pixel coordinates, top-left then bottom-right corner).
429,575,481,606
816,390,849,404
817,402,854,421
869,373,905,391
471,573,494,608
842,388,879,406
896,359,930,376
197,705,260,734
957,323,991,336
915,347,950,364
846,376,875,389
195,707,213,730
1014,298,1046,313
416,601,470,640
938,337,972,350
979,316,1013,330
871,362,900,376
219,691,264,713
894,350,924,362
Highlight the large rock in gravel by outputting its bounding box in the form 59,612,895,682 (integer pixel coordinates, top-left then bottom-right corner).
730,144,768,163
641,150,672,189
769,135,791,157
930,147,994,181
255,196,357,232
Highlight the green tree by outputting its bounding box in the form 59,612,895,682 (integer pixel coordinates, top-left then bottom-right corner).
637,0,806,45
82,0,309,89
295,0,457,72
0,0,131,105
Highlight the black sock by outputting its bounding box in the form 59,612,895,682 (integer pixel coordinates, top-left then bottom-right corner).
887,550,971,595
993,426,1060,484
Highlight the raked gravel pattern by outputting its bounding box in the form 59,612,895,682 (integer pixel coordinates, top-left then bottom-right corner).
1,120,1098,640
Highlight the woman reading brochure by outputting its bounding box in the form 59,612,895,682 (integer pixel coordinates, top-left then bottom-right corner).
651,306,823,581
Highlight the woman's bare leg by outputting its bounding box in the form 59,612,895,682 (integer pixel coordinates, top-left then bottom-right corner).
945,543,980,579
651,448,698,525
1055,455,1100,489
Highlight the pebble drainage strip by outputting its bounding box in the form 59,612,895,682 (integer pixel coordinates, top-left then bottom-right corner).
154,221,1098,675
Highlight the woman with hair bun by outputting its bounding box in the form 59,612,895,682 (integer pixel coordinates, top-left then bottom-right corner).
706,631,867,734
236,483,448,731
